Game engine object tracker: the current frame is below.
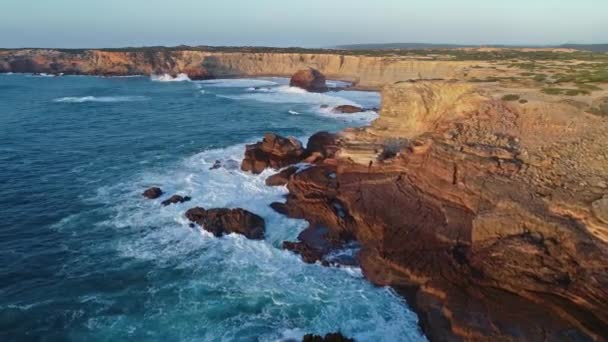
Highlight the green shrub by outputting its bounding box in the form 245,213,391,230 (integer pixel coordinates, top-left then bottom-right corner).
501,94,521,101
565,89,590,96
519,99,528,104
542,88,565,95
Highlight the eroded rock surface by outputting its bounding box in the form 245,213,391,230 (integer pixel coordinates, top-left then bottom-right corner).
278,81,608,341
241,133,304,174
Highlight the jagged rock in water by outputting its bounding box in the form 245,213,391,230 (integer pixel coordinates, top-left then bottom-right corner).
185,207,265,240
241,133,304,174
301,332,355,342
142,187,163,199
161,195,191,206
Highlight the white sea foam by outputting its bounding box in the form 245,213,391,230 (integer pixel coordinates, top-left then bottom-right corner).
217,84,380,124
83,141,425,341
150,73,191,82
196,78,279,88
53,96,148,103
218,85,357,106
288,110,300,115
317,106,379,123
327,80,352,88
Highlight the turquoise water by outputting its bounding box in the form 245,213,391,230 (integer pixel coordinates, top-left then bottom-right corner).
0,74,425,341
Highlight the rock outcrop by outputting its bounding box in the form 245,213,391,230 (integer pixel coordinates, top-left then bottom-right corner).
142,187,163,199
275,81,608,341
185,207,265,240
241,132,339,175
241,133,305,174
289,68,328,92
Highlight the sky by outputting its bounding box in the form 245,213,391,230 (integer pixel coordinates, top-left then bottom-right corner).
0,0,606,48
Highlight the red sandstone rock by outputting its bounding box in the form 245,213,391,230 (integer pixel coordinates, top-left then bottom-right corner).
241,133,304,174
275,81,608,341
290,68,328,92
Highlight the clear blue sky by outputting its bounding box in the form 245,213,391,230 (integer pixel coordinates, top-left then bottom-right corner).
1,0,606,48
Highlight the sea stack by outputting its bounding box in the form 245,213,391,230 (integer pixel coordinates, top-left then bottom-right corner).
290,68,328,92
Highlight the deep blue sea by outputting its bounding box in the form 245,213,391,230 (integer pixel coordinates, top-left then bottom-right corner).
0,73,425,341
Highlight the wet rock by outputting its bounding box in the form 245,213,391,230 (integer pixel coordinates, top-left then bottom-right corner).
185,207,265,240
183,67,211,80
266,166,298,186
241,133,304,174
305,131,338,159
332,105,363,114
290,68,328,92
143,187,163,199
302,332,355,342
210,160,222,170
283,241,327,265
270,202,290,215
161,195,192,206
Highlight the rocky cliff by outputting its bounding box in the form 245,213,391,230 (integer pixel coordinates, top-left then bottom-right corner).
0,49,480,87
276,81,608,341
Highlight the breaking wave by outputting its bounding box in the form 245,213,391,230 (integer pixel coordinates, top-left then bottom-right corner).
150,73,191,82
88,143,425,341
196,78,279,88
53,96,148,103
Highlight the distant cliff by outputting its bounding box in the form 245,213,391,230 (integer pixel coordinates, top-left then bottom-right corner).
0,48,480,87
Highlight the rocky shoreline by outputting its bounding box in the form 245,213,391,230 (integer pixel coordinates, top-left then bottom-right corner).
119,67,608,340
237,78,607,341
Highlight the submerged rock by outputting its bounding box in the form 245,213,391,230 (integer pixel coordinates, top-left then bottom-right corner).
302,332,355,342
185,207,265,240
142,187,163,199
332,105,363,114
161,195,192,206
241,133,304,174
290,68,328,92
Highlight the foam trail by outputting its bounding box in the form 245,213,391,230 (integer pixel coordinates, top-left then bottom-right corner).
53,96,148,103
150,73,191,82
197,78,278,88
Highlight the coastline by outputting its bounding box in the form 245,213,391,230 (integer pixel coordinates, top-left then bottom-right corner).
2,49,607,340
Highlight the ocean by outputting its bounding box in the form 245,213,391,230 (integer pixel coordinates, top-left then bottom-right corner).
0,73,425,341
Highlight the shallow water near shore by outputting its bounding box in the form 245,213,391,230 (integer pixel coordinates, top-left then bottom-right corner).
0,74,426,341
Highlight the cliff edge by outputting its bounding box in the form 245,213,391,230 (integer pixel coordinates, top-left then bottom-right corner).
279,81,608,341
